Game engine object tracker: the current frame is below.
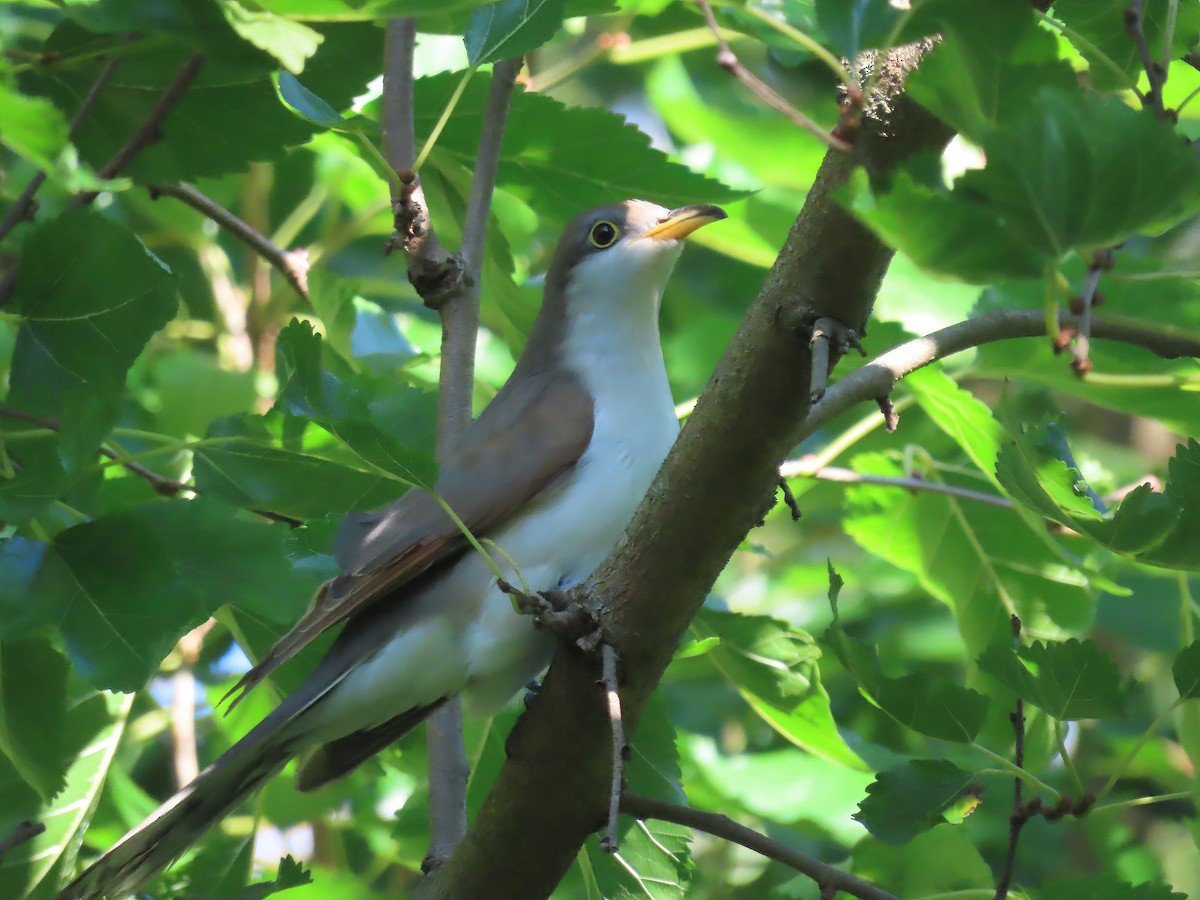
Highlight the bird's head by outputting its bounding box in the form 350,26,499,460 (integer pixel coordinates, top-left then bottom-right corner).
544,199,727,322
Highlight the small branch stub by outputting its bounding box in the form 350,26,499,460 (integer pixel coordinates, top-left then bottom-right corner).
875,395,899,432
389,171,466,311
599,643,626,854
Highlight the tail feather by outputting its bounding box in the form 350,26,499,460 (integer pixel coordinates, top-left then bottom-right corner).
59,734,294,900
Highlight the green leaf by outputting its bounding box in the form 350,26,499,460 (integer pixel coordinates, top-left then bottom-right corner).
222,855,313,899
854,759,976,845
0,638,69,799
842,169,1048,282
0,83,70,172
6,208,177,472
219,0,324,73
32,20,380,182
581,693,692,899
0,538,49,639
1173,640,1200,700
38,498,325,692
906,367,1004,487
815,0,902,59
384,72,742,218
1040,875,1187,900
278,70,348,129
959,89,1200,256
824,590,989,743
1054,0,1200,90
0,692,131,900
997,415,1200,569
273,320,438,486
977,638,1125,720
692,609,866,769
905,0,1076,141
844,452,1095,656
853,826,992,896
465,0,567,65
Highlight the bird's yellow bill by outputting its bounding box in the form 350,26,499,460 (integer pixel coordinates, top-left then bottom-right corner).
644,204,728,241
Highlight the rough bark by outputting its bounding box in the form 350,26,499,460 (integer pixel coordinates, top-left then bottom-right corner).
416,44,952,900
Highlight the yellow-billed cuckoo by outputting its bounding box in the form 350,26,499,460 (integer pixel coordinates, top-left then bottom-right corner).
62,199,726,899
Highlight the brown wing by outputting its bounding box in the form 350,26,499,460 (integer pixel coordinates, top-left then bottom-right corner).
223,371,594,708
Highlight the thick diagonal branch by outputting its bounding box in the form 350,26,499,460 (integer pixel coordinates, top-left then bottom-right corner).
415,42,951,900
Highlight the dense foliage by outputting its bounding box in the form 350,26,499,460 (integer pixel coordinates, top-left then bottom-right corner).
2,0,1200,898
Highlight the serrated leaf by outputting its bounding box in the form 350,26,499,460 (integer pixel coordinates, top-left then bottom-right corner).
997,416,1200,569
6,208,177,475
844,452,1095,656
905,0,1076,141
219,0,324,73
37,499,325,692
465,0,567,65
0,692,131,900
1054,0,1200,91
854,759,976,845
222,854,313,899
1173,640,1200,700
371,72,741,218
824,591,989,743
692,609,865,768
960,89,1200,256
977,638,1125,720
273,320,438,487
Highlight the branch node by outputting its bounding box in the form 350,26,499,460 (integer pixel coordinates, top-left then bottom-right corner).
875,395,899,432
777,475,802,521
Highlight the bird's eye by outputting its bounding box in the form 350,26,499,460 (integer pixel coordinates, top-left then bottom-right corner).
589,221,619,249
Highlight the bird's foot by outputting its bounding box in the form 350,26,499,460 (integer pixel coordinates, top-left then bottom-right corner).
498,580,602,653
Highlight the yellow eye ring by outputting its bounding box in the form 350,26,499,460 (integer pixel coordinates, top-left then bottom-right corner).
589,220,619,249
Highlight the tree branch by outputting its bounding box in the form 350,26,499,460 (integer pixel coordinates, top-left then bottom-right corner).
695,0,852,152
1126,0,1168,119
620,794,899,900
73,54,206,207
796,309,1200,444
416,42,952,900
0,405,302,527
150,183,310,302
0,55,123,244
781,461,1013,508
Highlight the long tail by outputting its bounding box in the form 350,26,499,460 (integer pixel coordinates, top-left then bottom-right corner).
59,724,296,900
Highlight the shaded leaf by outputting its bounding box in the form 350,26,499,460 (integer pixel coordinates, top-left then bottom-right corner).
815,0,902,58
977,638,1125,720
465,0,567,65
1054,0,1200,90
7,208,177,472
852,826,992,896
1173,640,1200,700
1040,875,1187,900
854,759,976,845
0,638,69,799
38,498,324,692
824,588,989,743
691,609,865,768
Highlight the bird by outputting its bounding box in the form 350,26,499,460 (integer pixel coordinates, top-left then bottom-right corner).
60,198,726,899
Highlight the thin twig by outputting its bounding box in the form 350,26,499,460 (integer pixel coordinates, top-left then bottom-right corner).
797,309,1200,445
0,56,123,244
0,821,45,866
73,54,206,207
1127,0,1169,119
776,475,802,520
0,406,302,527
994,615,1026,900
620,795,899,900
599,644,626,853
694,0,851,152
150,183,310,302
781,461,1013,508
171,619,215,788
